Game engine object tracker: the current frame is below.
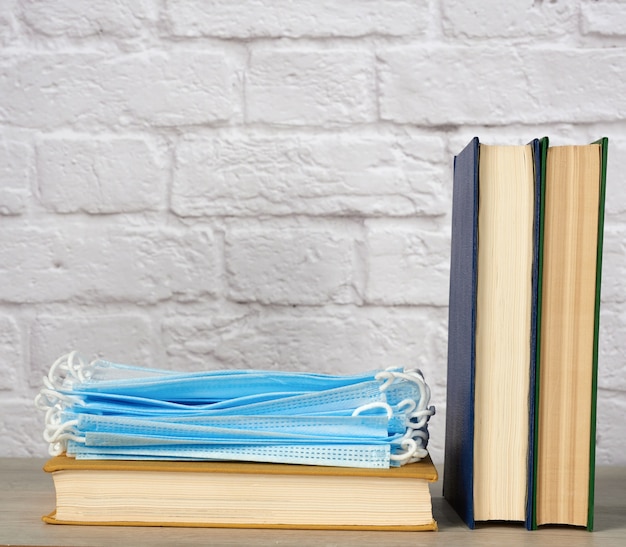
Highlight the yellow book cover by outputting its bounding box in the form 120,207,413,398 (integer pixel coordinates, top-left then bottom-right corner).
43,455,438,531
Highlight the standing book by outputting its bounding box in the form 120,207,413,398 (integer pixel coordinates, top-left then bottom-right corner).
43,455,439,530
533,138,608,530
444,137,543,529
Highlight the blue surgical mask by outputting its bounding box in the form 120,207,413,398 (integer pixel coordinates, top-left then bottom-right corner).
37,352,435,469
66,441,396,468
50,412,392,445
45,351,400,402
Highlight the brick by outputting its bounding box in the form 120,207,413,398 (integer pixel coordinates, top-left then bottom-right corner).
0,315,21,391
21,0,156,38
162,307,447,375
582,2,626,36
596,394,626,465
225,225,357,305
378,46,626,125
604,137,626,216
37,136,166,213
172,133,447,217
0,51,239,128
164,0,427,38
0,7,18,47
379,46,521,126
365,222,450,306
600,227,626,305
598,306,626,394
247,48,376,126
0,399,46,456
30,314,153,387
0,137,31,215
0,226,216,304
162,311,257,371
441,0,575,38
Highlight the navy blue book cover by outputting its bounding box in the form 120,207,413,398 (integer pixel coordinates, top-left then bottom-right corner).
526,137,543,530
443,137,479,529
444,138,542,530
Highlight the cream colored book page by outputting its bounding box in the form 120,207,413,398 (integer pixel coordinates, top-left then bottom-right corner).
473,145,535,521
53,471,432,526
536,145,600,526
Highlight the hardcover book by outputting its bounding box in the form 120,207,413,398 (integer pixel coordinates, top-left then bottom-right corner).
533,138,608,530
443,137,480,529
444,137,607,531
43,454,439,530
444,138,542,529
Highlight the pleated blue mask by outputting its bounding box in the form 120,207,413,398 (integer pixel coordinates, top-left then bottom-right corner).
63,436,425,468
43,351,399,403
36,352,435,469
65,441,395,468
49,412,392,446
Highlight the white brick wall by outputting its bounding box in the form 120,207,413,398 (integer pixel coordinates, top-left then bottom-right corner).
164,0,429,38
37,136,166,213
1,0,624,466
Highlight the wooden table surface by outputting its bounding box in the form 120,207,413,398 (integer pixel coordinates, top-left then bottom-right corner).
1,458,624,546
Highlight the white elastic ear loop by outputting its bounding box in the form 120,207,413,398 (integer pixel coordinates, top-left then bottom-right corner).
409,406,436,429
412,428,429,444
377,369,434,464
43,418,79,442
43,418,84,456
390,437,418,464
43,404,64,429
394,400,432,444
34,388,56,411
388,370,434,424
48,435,84,457
375,368,427,394
376,368,432,413
35,386,84,411
352,401,394,419
390,434,429,464
46,350,90,390
375,370,397,392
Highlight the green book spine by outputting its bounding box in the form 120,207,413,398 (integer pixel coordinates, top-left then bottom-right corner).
587,137,609,531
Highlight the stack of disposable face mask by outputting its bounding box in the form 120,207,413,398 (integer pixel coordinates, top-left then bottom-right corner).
35,351,435,469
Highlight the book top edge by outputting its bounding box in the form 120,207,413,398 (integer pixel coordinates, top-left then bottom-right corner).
44,453,438,481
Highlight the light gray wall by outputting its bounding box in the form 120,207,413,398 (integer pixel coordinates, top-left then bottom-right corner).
1,0,625,465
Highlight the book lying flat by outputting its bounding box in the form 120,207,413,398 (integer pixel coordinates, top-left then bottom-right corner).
43,455,438,531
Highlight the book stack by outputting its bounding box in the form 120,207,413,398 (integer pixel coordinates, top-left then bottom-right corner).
443,137,608,530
